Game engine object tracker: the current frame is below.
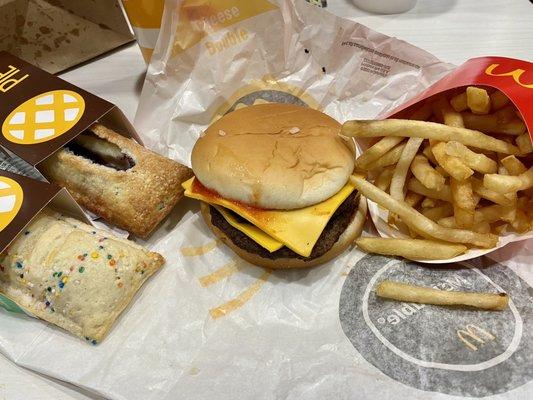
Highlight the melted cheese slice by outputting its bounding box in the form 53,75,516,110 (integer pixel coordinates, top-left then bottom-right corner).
214,205,283,252
183,177,356,257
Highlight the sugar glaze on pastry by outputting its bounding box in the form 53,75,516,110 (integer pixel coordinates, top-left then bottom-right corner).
40,123,193,238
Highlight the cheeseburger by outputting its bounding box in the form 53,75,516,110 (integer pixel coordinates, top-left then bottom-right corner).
183,103,361,268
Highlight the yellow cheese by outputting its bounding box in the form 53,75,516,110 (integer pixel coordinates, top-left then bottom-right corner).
213,205,283,252
183,177,356,257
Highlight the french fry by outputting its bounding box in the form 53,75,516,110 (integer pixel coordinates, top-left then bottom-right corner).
422,203,454,221
431,141,474,180
366,143,406,170
490,90,510,110
410,154,445,190
434,165,449,177
483,167,533,194
501,155,527,175
341,120,519,154
375,166,395,191
476,204,516,223
450,92,468,112
495,105,518,123
432,96,464,127
422,145,438,165
462,112,526,135
511,209,530,233
498,165,509,175
437,217,491,234
352,195,368,240
516,133,533,154
350,175,498,248
407,177,452,202
472,177,516,206
421,197,438,209
405,191,423,208
444,141,497,174
451,178,476,228
355,136,404,168
450,178,476,210
467,87,491,114
492,222,509,235
474,221,493,234
452,207,474,229
389,138,424,201
356,238,467,260
376,280,509,311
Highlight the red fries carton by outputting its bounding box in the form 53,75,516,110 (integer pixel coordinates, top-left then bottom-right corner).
368,56,532,263
386,57,532,139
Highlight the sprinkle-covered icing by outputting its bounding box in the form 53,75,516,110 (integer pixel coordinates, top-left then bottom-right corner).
0,211,160,343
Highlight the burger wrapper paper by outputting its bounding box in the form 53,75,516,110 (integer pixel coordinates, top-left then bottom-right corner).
1,1,532,400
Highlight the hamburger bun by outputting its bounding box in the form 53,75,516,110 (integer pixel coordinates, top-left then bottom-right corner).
191,103,355,210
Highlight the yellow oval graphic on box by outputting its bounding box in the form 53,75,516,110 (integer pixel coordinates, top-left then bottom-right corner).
2,90,85,145
0,177,23,232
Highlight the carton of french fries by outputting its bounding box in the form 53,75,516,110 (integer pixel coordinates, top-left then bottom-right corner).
342,57,532,263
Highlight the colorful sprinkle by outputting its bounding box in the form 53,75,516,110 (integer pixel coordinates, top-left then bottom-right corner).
78,266,85,273
58,282,65,289
117,281,123,288
91,339,97,345
46,287,52,292
45,301,50,307
98,245,104,250
91,252,99,259
15,262,23,269
109,259,116,267
107,254,112,260
61,276,68,284
24,231,30,235
91,231,96,235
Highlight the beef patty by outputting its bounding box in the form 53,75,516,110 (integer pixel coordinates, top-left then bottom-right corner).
209,191,359,261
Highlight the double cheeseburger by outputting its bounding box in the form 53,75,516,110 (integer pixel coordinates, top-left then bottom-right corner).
183,103,361,268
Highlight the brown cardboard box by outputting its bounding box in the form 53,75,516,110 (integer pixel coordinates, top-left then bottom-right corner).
0,51,141,167
0,0,134,73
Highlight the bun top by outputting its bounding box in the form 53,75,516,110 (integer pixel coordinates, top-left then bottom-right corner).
191,103,355,210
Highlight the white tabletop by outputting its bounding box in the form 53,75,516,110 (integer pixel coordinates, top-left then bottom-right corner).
1,1,532,399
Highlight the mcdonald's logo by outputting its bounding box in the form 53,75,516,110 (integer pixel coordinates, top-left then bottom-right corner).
485,64,533,89
457,324,496,351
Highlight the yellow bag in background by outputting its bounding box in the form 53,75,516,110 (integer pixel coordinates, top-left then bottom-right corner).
122,0,327,62
121,0,164,62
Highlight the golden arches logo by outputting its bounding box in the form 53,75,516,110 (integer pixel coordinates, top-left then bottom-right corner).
0,177,23,232
485,64,533,89
2,90,85,145
180,240,271,319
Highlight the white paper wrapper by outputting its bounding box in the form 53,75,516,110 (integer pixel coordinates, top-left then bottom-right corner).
1,1,532,399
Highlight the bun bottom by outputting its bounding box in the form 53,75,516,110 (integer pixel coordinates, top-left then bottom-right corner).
200,198,367,269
